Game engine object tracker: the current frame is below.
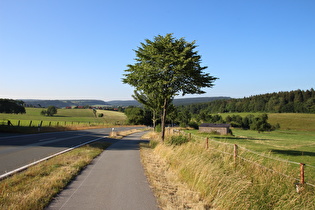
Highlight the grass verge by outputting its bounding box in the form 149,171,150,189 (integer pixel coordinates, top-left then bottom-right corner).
142,131,315,209
0,141,111,210
140,132,206,209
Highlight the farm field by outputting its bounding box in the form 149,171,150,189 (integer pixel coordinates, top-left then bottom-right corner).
219,112,315,131
189,113,315,186
192,129,315,165
0,107,127,127
152,128,315,209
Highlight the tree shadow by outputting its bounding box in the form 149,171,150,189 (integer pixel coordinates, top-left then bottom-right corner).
271,149,315,156
212,136,272,141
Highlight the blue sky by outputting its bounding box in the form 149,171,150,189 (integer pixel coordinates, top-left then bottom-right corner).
1,0,314,101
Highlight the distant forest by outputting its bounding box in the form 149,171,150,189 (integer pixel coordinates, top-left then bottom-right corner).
179,89,315,114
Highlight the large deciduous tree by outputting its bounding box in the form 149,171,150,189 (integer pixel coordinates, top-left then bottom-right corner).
123,33,217,140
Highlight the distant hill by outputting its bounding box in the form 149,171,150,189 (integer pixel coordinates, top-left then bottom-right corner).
173,97,231,106
22,99,109,108
107,97,231,107
107,100,141,107
20,97,231,108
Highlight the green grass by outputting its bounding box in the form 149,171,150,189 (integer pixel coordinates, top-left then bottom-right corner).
219,112,315,131
188,126,315,188
0,108,127,127
191,129,315,166
269,113,315,131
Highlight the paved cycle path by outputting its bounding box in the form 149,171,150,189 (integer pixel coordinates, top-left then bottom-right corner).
47,132,159,210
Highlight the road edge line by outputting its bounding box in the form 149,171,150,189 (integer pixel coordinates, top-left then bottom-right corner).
0,136,106,180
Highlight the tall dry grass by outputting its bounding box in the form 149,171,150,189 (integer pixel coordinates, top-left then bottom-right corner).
149,132,314,209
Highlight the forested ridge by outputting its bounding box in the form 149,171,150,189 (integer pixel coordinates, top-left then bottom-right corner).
181,89,315,114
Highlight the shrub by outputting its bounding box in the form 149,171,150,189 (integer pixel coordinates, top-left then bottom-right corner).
149,140,159,149
188,121,199,129
98,113,104,117
155,124,161,132
40,110,47,116
167,134,189,146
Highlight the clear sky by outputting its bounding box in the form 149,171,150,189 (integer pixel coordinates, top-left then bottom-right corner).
1,0,314,101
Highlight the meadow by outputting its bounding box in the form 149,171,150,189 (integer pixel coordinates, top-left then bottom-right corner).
140,113,315,208
145,119,315,209
151,136,315,209
219,112,315,131
0,107,127,129
188,113,315,185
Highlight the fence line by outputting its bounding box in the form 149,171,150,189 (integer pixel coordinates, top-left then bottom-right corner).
1,119,116,128
192,133,315,168
176,130,315,189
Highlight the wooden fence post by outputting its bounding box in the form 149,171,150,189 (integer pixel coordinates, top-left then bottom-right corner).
300,163,305,184
206,137,209,149
29,120,32,127
38,121,43,132
188,133,191,141
18,120,20,127
234,144,238,167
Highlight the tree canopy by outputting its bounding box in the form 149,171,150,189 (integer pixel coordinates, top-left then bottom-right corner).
123,33,217,140
41,106,58,116
0,99,25,114
177,88,315,114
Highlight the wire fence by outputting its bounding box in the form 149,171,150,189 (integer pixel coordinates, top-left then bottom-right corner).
171,129,315,189
0,119,122,128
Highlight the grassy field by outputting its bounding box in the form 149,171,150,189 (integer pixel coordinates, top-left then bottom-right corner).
0,108,127,127
269,113,315,131
219,112,315,131
184,112,315,193
190,129,315,166
146,131,315,209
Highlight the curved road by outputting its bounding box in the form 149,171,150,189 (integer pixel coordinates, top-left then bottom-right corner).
0,127,143,176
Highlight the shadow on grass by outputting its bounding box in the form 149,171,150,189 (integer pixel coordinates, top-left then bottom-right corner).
212,136,272,141
271,149,315,156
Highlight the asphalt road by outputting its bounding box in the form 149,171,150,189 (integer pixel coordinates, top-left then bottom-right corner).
47,132,159,210
0,127,143,176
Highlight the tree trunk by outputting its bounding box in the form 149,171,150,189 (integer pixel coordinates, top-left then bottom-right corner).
152,111,157,131
161,98,168,141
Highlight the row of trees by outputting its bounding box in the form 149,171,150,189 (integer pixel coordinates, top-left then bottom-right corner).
0,99,26,114
200,113,279,132
124,105,279,133
180,89,315,114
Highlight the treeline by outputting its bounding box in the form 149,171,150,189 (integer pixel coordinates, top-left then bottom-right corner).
181,89,315,114
123,105,279,133
199,113,280,132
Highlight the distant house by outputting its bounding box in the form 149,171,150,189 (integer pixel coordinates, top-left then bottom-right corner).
199,123,231,135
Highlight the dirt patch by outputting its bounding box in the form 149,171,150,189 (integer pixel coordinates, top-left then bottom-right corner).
140,146,209,209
